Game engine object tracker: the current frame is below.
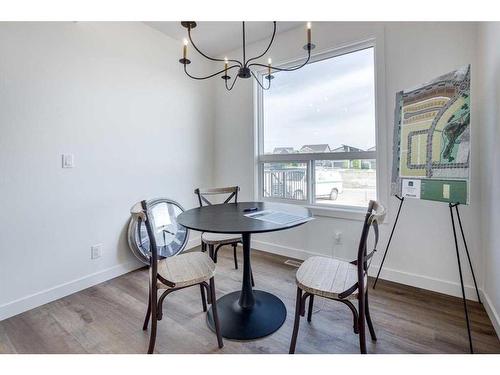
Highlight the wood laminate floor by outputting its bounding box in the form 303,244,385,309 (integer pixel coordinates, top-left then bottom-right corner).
1,248,499,354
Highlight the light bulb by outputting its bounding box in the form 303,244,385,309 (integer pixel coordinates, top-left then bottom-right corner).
306,22,312,46
224,57,228,63
183,38,189,46
268,58,272,65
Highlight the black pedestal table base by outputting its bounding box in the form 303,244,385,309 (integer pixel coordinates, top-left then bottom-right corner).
207,290,287,340
176,202,312,342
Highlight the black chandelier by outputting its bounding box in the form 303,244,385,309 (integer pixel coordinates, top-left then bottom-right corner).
179,21,315,91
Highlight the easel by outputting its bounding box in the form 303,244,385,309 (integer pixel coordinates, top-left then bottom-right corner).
372,195,481,354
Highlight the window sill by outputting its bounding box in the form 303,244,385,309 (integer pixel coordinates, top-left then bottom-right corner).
258,197,368,221
306,205,367,221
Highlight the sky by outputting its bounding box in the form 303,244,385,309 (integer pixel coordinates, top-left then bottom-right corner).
263,47,376,153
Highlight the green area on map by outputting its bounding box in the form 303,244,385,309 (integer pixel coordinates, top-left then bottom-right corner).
420,179,467,204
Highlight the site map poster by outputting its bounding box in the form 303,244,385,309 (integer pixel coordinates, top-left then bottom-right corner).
391,65,471,204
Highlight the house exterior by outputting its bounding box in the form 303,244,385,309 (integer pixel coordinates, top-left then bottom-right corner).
331,144,364,153
331,144,363,168
273,147,295,154
330,144,375,169
299,144,331,153
299,144,332,167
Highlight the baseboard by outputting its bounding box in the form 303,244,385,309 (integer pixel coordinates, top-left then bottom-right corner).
480,290,500,338
0,233,202,322
0,260,143,321
186,235,201,251
251,239,481,302
2,234,497,341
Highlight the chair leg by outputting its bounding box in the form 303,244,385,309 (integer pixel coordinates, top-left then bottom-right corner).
358,293,367,354
251,270,255,287
201,241,207,252
289,287,303,354
143,287,151,331
204,282,212,305
213,245,222,263
340,300,359,334
209,277,224,349
365,289,377,341
208,244,215,261
200,284,207,312
307,294,314,323
147,287,158,354
232,244,238,269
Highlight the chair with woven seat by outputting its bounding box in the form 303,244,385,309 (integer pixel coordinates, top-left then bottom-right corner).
131,200,223,354
195,186,254,286
289,200,385,354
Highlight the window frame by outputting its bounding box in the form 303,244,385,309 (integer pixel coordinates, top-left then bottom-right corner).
255,39,380,215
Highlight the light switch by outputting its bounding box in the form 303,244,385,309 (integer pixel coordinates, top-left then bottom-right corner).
62,154,74,168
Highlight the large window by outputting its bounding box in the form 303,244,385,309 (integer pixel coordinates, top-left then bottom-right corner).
257,44,377,210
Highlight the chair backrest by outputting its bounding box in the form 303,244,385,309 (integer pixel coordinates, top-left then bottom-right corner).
130,200,175,288
194,186,239,207
338,200,385,299
133,200,159,278
356,200,386,288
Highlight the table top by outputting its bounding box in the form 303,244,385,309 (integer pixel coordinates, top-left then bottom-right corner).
177,201,313,234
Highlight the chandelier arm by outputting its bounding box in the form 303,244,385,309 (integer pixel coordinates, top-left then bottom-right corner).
225,75,239,91
245,22,276,67
188,28,242,66
248,49,311,72
183,64,240,80
250,71,271,91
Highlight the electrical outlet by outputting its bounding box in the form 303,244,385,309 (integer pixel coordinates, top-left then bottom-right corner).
91,244,102,259
334,232,342,245
62,154,74,168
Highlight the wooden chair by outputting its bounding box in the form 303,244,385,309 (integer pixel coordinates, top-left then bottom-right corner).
289,200,386,354
131,200,223,354
194,186,255,286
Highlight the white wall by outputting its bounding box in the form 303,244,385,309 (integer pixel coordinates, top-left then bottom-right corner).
213,22,484,302
477,22,500,335
1,21,498,335
0,22,214,320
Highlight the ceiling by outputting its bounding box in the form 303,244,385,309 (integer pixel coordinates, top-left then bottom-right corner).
145,22,304,56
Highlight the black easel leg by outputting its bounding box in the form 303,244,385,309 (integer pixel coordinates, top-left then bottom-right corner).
450,203,474,354
454,205,482,304
373,196,404,289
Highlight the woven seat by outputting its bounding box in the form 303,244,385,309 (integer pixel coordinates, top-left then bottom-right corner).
157,252,215,289
201,232,241,245
296,256,367,300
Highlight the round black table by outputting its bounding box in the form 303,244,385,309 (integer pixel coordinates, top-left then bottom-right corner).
177,201,312,340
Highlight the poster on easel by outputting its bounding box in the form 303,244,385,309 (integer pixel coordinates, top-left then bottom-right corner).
391,65,471,204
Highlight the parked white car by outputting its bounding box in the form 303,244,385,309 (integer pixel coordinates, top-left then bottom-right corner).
315,169,344,200
264,168,343,201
